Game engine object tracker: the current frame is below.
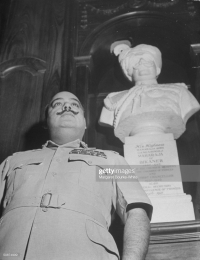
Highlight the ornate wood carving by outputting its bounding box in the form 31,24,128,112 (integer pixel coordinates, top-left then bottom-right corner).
84,0,181,20
73,55,92,143
0,57,46,78
190,44,200,100
0,0,70,161
148,0,180,8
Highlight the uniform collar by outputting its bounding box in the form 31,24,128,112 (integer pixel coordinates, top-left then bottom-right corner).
43,139,88,149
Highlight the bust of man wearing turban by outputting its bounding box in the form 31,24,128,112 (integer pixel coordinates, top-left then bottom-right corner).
99,42,200,143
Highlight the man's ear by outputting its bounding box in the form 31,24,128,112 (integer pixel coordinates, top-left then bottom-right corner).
43,105,49,129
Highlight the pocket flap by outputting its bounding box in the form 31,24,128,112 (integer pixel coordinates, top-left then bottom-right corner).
86,219,119,258
69,154,109,166
12,158,44,170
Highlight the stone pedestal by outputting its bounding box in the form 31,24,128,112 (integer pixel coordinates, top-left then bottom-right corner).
124,133,195,223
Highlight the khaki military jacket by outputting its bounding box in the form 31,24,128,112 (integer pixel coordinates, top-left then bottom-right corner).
0,139,152,260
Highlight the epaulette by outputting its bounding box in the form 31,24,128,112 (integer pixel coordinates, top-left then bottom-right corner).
13,149,42,156
13,151,24,156
106,150,119,155
69,148,107,159
13,150,24,155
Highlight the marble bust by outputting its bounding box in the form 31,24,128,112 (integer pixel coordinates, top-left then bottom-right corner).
99,42,200,143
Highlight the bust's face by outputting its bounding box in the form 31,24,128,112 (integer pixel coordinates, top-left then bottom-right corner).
128,52,158,82
131,52,155,68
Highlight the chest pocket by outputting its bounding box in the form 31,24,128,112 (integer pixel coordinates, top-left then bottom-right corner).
68,154,113,200
68,154,108,166
9,158,44,191
68,154,109,186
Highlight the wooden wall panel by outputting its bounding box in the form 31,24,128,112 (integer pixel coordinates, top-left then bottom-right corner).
0,0,69,113
0,0,71,162
0,68,45,160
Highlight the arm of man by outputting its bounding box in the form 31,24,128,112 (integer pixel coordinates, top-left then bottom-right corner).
108,152,152,259
122,208,150,260
0,158,10,208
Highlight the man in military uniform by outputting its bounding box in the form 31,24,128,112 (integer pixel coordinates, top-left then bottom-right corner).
0,91,152,260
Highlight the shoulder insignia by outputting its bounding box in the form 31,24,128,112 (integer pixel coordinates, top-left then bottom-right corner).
69,148,107,159
107,150,119,155
13,149,42,155
13,151,25,156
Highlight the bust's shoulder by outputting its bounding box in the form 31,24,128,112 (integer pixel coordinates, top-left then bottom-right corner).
106,89,129,104
157,83,188,90
144,83,189,95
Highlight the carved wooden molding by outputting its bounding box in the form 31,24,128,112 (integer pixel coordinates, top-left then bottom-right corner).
85,3,128,17
74,55,92,68
148,0,180,8
0,57,46,78
190,44,200,101
79,0,197,31
190,44,200,68
150,220,200,244
84,0,180,17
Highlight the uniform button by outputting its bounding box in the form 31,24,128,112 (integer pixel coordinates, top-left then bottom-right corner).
52,172,57,176
88,161,92,164
55,158,61,163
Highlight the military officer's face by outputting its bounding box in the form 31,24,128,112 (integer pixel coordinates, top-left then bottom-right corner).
47,91,86,142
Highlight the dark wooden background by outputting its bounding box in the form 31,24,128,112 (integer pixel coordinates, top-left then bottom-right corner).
0,0,72,160
0,0,200,162
1,1,200,259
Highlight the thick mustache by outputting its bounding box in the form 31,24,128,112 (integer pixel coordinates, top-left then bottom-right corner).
56,109,79,116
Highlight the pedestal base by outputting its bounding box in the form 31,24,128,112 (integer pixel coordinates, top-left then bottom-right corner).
124,133,195,223
150,194,195,223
